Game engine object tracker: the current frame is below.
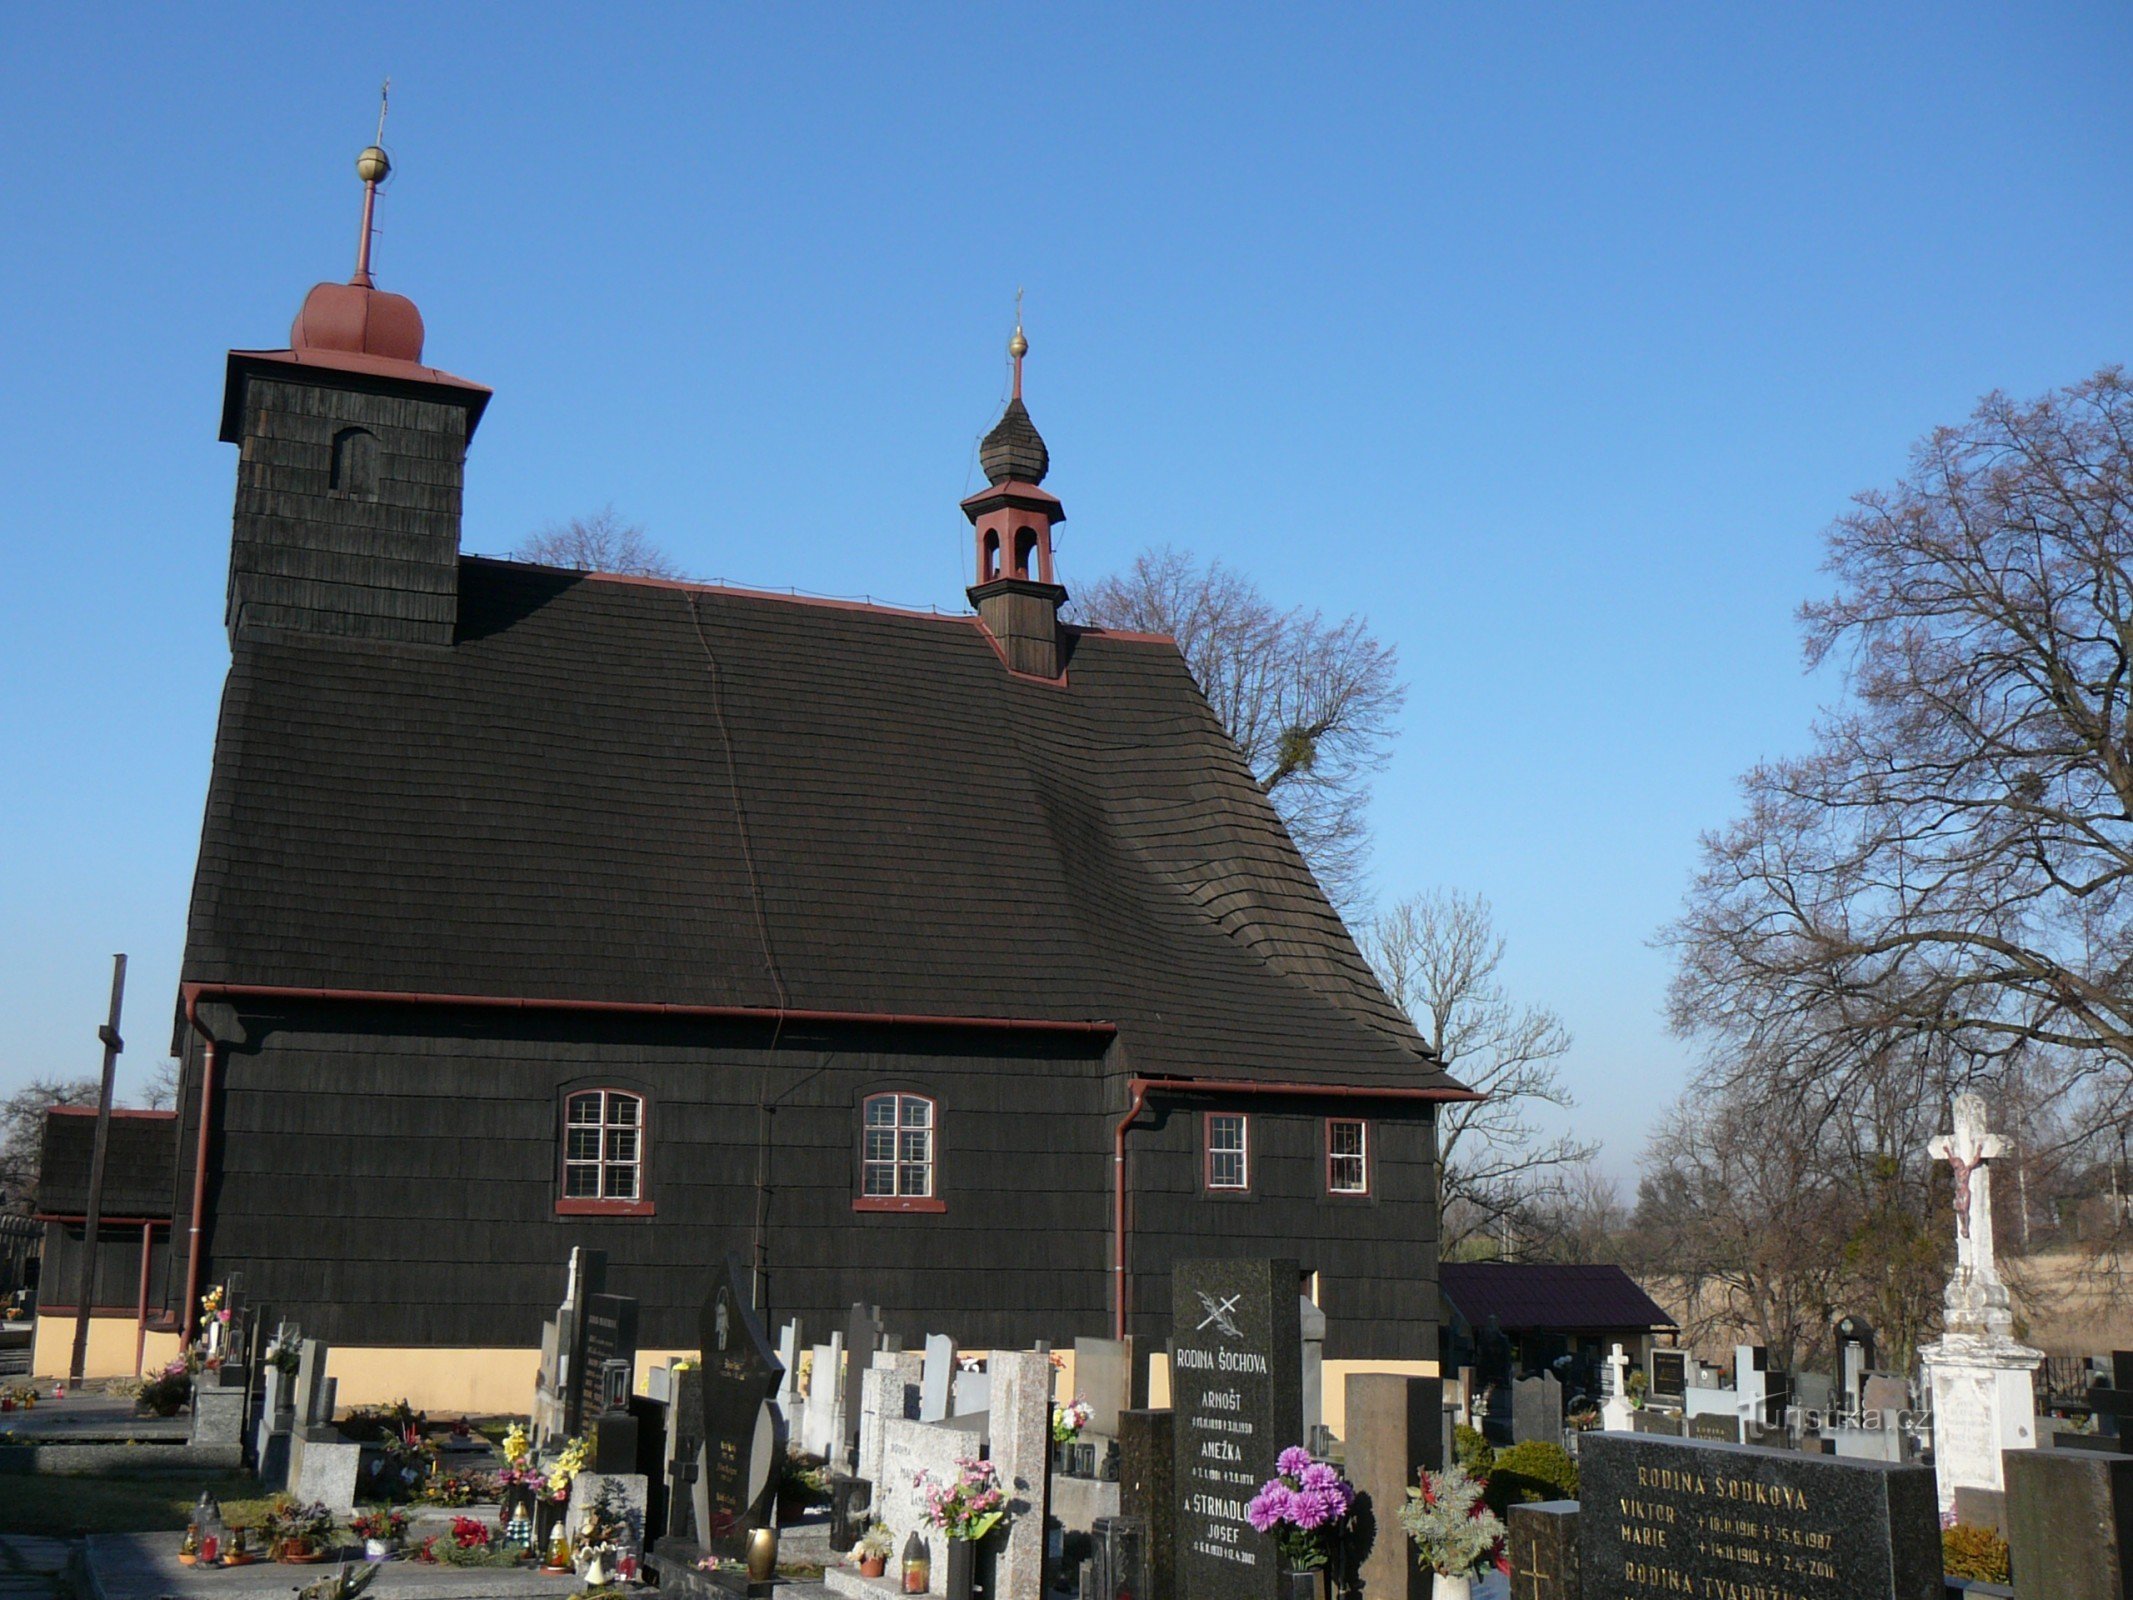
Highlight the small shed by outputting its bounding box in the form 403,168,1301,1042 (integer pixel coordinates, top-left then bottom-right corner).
1440,1261,1677,1399
33,1109,178,1367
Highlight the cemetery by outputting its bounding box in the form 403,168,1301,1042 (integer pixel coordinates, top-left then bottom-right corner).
12,1090,2133,1600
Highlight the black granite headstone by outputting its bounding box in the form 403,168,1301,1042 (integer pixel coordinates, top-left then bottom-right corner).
1506,1501,1579,1600
1579,1431,1940,1600
1170,1257,1302,1600
1650,1349,1687,1404
577,1292,640,1439
1688,1411,1742,1444
843,1303,882,1465
665,1363,706,1544
1119,1409,1175,1600
1632,1410,1684,1437
699,1257,786,1558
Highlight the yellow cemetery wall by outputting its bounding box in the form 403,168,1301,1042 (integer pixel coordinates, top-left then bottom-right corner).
30,1315,182,1381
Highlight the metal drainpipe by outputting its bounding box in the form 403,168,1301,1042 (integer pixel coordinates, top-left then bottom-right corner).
180,999,218,1347
1112,1079,1152,1340
133,1222,154,1378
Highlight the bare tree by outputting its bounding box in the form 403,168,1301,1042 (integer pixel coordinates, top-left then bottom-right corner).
0,1077,99,1206
1667,371,2133,1124
1359,888,1594,1256
1075,548,1403,906
1522,1161,1628,1264
142,1059,180,1112
514,506,686,580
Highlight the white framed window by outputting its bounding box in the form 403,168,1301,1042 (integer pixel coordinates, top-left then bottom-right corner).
564,1089,643,1202
862,1092,935,1199
1205,1112,1249,1191
1327,1118,1369,1195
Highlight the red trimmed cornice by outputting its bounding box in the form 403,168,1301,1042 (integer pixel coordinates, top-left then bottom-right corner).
180,981,1119,1039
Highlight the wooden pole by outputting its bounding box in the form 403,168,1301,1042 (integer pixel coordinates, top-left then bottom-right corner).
67,954,126,1386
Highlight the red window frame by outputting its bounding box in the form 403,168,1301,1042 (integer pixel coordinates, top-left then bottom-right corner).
854,1092,946,1214
1204,1111,1250,1192
556,1088,655,1216
1326,1118,1370,1196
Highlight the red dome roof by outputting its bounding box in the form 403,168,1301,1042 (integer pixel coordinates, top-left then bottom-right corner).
290,280,425,363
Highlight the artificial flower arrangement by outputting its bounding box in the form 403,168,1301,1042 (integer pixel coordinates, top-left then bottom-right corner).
0,1383,37,1413
136,1355,195,1418
547,1434,591,1503
350,1508,408,1558
1246,1448,1356,1572
501,1422,532,1467
851,1522,895,1576
917,1458,1009,1543
1050,1399,1092,1444
1395,1465,1506,1589
260,1495,338,1561
264,1328,302,1376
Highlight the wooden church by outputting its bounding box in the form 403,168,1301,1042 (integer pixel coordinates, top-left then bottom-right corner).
108,141,1472,1406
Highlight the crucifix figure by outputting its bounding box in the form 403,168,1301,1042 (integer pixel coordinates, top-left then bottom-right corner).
1928,1092,2015,1336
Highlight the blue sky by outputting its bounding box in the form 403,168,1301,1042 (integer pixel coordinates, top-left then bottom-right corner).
2,5,2127,1181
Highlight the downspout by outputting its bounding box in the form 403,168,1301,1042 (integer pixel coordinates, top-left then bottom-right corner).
180,994,219,1346
134,1221,154,1378
1112,1078,1152,1340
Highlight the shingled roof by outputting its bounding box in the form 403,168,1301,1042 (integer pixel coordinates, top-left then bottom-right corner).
35,1109,178,1220
1440,1262,1678,1334
183,559,1456,1090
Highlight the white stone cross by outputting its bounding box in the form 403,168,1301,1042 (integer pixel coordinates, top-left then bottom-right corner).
1601,1342,1635,1432
1929,1092,2006,1285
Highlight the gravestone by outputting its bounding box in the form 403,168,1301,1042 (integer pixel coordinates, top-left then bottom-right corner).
1299,1296,1326,1436
953,1367,990,1417
1580,1431,1940,1600
920,1334,957,1423
1170,1257,1302,1600
1513,1372,1563,1447
697,1258,786,1558
2005,1447,2133,1600
581,1292,642,1465
1075,1338,1134,1440
1633,1409,1684,1436
1688,1411,1742,1444
877,1417,977,1591
988,1349,1053,1600
1119,1409,1175,1600
1649,1348,1687,1406
567,1470,650,1565
1345,1373,1442,1600
534,1320,564,1444
775,1320,802,1414
291,1338,329,1429
559,1247,610,1438
803,1336,845,1459
664,1360,706,1545
1506,1502,1579,1600
843,1303,882,1467
858,1362,911,1490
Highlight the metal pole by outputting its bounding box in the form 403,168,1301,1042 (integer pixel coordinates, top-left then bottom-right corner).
67,954,126,1386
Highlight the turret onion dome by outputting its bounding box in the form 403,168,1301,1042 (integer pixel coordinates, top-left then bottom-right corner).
288,139,425,363
979,397,1049,486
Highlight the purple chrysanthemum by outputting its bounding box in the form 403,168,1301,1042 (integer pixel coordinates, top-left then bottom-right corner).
1277,1446,1314,1477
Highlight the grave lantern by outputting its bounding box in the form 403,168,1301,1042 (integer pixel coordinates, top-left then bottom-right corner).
902,1530,931,1594
1091,1516,1147,1600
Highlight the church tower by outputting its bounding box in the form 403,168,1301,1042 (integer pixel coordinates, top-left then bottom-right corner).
962,320,1067,678
220,122,490,648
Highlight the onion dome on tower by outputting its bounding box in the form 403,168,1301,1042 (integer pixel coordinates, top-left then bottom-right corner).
963,318,1068,678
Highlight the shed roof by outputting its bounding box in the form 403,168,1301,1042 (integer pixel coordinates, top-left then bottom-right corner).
34,1109,178,1221
183,559,1459,1091
1440,1262,1677,1334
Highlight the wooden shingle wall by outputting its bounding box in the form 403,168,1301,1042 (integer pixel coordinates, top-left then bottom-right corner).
226,376,467,647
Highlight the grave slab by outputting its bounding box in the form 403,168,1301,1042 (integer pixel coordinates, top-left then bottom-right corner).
1344,1373,1441,1600
988,1350,1051,1600
1579,1430,1940,1600
876,1416,975,1597
1118,1408,1175,1600
1505,1501,1578,1600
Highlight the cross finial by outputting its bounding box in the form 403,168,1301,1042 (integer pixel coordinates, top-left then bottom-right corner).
352,80,393,288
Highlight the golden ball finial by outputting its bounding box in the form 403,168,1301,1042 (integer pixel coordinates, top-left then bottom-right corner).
1009,326,1028,359
356,145,391,185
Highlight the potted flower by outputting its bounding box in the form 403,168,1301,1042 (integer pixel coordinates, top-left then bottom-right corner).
135,1356,194,1418
1246,1447,1356,1598
853,1522,895,1579
1050,1398,1092,1475
262,1496,338,1563
916,1457,1009,1600
350,1508,407,1560
1396,1465,1506,1600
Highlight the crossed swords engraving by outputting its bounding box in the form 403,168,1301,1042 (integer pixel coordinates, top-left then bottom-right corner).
1196,1291,1243,1338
